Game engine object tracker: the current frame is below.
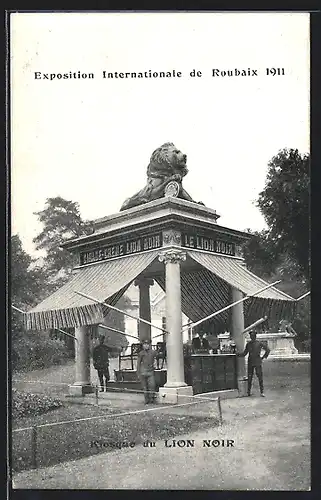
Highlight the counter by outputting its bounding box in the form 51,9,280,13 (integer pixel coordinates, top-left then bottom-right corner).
184,354,237,394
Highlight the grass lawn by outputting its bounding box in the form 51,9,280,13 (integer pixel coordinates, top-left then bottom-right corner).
11,357,310,478
12,403,218,472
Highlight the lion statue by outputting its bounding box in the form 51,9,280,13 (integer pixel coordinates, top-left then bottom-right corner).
120,142,203,211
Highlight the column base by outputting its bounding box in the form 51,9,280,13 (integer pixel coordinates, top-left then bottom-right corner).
68,383,95,396
158,385,193,404
237,377,248,397
164,380,187,388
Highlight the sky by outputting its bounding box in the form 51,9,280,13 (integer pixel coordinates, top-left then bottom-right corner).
10,12,310,257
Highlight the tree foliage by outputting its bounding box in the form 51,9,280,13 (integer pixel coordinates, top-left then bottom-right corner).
243,229,277,279
243,230,310,349
243,229,306,289
11,235,47,309
33,197,93,283
11,235,48,338
10,235,71,369
256,149,310,281
242,149,310,349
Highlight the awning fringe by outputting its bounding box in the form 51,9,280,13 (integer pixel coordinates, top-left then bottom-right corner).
24,252,158,330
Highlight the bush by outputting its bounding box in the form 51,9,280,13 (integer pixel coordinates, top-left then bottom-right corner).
12,389,63,419
12,333,70,372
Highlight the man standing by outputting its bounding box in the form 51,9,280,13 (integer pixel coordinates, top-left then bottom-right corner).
93,334,111,392
238,330,270,397
136,339,158,404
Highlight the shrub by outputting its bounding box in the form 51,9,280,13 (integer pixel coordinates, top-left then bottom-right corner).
12,389,63,419
12,333,70,372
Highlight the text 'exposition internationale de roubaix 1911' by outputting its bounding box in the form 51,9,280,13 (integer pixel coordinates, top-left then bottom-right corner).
33,67,286,81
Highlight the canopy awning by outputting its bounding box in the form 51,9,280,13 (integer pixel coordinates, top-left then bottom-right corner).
189,252,294,299
24,252,159,330
188,252,296,327
155,252,296,330
155,267,232,331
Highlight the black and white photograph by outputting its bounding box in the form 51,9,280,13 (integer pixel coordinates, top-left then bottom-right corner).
9,11,310,491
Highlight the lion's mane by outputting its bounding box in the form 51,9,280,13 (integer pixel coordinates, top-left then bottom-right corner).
120,142,198,211
147,142,188,179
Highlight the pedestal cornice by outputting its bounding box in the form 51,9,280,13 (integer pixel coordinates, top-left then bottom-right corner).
61,197,250,252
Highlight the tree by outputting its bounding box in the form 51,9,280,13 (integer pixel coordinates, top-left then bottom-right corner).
11,235,48,336
243,229,306,287
257,149,310,281
243,231,310,348
243,229,277,279
11,235,48,308
10,235,64,370
242,149,310,349
33,197,93,284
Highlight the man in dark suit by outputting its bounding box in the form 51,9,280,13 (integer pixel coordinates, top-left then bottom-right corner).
93,334,111,392
238,330,270,397
192,332,210,353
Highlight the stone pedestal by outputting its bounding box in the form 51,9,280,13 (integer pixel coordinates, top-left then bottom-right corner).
135,277,154,342
158,249,193,402
256,332,298,355
230,287,248,396
69,326,94,396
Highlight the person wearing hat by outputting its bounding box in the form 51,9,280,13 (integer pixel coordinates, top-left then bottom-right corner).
136,339,159,404
237,330,270,397
93,334,112,392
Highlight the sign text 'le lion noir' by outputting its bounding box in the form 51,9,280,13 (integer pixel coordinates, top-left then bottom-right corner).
182,233,235,256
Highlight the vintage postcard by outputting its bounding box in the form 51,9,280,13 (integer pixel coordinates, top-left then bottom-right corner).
9,11,310,491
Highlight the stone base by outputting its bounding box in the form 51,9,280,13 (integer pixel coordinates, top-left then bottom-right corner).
158,385,193,404
267,353,310,362
256,333,298,355
237,378,248,397
68,384,95,396
272,347,299,356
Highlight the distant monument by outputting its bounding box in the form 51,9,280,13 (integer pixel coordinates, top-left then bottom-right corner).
120,142,204,211
219,317,299,356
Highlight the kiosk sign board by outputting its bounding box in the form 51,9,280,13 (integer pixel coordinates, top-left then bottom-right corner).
80,233,162,265
182,232,235,257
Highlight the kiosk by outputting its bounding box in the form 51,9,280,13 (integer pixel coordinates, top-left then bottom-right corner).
23,143,296,402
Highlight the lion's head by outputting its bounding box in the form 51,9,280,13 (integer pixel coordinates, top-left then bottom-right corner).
147,142,188,179
120,142,203,211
